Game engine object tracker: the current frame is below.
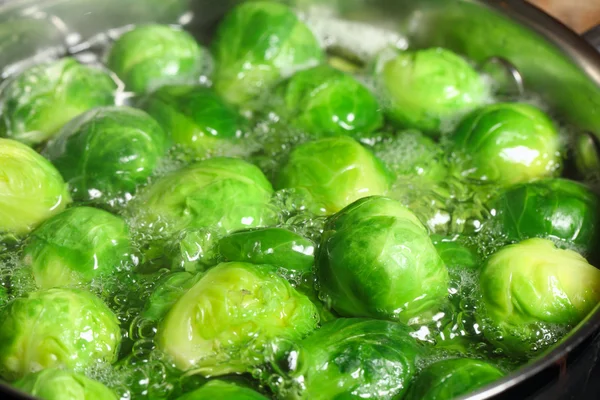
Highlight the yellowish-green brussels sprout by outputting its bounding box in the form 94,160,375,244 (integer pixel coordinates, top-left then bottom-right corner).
157,262,319,376
404,358,504,400
374,48,487,135
44,107,169,205
479,238,600,355
22,207,131,289
0,138,71,236
135,157,275,236
489,178,599,256
0,58,116,145
274,65,383,138
270,318,423,399
13,369,118,400
141,271,202,322
107,25,206,93
176,380,268,400
212,1,324,106
218,227,315,275
277,136,393,215
139,85,249,156
0,288,121,379
317,196,449,323
452,103,561,185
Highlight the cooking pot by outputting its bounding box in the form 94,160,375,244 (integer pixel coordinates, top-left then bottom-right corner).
0,0,600,399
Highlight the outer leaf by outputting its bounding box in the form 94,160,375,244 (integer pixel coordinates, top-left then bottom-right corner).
23,207,131,289
0,138,71,236
157,262,319,375
317,196,449,323
452,103,561,185
277,136,393,215
479,238,600,355
212,1,324,106
374,48,486,135
14,369,118,400
404,358,504,400
272,318,423,400
107,24,206,93
44,106,169,204
0,288,121,379
218,227,315,274
0,58,116,145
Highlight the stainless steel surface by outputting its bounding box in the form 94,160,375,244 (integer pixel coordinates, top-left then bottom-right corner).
1,0,600,399
584,25,600,52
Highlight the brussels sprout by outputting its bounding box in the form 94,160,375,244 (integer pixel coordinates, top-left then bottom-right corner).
431,235,479,270
22,207,131,289
489,178,599,256
176,380,268,400
212,1,324,105
271,318,423,399
107,25,206,93
0,58,116,145
479,238,600,355
13,369,118,400
317,196,449,323
405,358,504,400
141,271,202,322
44,106,168,205
274,65,383,138
0,138,71,236
157,262,318,375
168,228,221,272
374,48,487,134
218,227,315,274
451,103,561,185
139,85,249,156
277,136,393,215
135,157,275,236
0,288,121,379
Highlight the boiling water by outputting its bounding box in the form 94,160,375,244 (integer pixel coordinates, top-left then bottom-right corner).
0,6,592,400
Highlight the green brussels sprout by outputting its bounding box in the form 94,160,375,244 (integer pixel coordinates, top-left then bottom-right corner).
22,207,131,289
0,58,116,145
0,138,71,236
168,228,221,272
139,85,249,156
489,178,599,256
218,227,315,275
404,358,504,400
374,48,487,134
212,1,324,106
277,136,393,215
157,262,319,376
176,380,268,400
13,369,118,400
271,318,423,400
431,235,479,270
107,25,206,93
141,271,202,322
451,103,561,185
479,238,600,355
317,196,449,323
274,65,383,138
135,157,275,236
0,288,121,379
44,106,169,205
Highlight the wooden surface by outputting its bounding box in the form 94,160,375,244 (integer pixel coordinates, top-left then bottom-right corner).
528,0,600,34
